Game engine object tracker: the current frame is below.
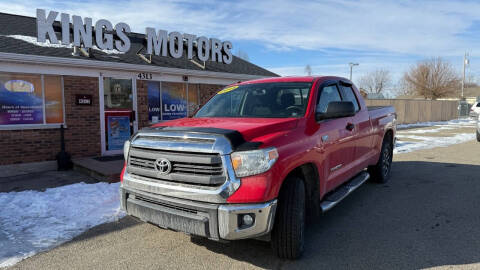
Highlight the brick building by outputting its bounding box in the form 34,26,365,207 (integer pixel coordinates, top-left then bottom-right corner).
0,12,277,165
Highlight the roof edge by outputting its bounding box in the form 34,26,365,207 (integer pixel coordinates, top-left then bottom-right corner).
0,52,270,80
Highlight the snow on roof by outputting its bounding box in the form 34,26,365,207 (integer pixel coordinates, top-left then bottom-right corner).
4,35,125,55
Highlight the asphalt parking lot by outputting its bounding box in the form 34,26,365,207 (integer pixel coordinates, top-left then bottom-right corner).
9,125,480,270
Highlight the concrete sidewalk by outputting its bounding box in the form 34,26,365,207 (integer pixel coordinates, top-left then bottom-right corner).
0,161,99,193
73,157,124,182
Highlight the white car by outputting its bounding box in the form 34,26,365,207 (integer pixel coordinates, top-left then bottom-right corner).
471,101,480,117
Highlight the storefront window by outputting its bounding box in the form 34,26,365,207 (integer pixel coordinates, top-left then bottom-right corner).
147,81,189,122
147,81,161,123
162,82,187,120
188,84,201,117
0,73,64,126
44,76,64,124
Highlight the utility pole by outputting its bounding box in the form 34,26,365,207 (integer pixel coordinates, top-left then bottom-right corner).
461,52,469,99
349,62,359,81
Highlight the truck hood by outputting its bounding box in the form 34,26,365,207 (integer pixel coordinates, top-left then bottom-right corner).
152,117,298,142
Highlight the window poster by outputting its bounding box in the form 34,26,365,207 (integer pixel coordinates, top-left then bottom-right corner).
44,76,64,124
147,81,161,123
107,115,131,150
161,82,187,120
0,74,44,125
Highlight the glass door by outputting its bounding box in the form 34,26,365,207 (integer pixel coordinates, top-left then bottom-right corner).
102,77,136,154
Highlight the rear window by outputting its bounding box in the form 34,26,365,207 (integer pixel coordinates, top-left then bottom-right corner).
339,85,360,112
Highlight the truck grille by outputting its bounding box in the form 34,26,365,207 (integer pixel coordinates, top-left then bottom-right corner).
127,146,226,186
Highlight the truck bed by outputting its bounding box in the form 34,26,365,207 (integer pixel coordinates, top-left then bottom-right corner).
367,105,396,124
367,106,391,111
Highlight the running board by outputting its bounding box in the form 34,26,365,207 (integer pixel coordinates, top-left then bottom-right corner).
320,171,370,212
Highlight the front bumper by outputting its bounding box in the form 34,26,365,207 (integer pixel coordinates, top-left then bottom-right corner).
121,186,277,241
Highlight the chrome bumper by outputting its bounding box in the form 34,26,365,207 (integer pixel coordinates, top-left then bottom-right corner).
218,200,277,240
121,186,277,241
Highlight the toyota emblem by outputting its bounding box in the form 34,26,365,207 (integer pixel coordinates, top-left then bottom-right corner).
154,158,172,175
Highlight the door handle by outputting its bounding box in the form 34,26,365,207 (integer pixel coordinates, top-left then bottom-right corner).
346,123,354,131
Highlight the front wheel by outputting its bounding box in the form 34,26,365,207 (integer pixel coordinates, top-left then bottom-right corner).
476,130,480,142
271,177,306,259
368,135,393,183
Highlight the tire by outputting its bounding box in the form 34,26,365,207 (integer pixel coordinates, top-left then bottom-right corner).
368,135,393,183
271,177,306,259
477,130,480,142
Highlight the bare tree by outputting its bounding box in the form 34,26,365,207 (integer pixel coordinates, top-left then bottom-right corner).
304,64,312,76
465,73,478,88
393,79,413,97
402,58,460,99
358,69,392,94
235,49,250,61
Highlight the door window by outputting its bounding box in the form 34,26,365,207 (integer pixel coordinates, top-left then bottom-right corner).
103,78,134,151
103,78,132,110
340,85,360,112
317,85,342,113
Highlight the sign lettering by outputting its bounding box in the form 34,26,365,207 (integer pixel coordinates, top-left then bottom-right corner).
36,9,233,64
75,94,92,106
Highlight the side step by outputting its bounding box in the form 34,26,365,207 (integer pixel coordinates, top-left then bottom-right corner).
320,171,370,212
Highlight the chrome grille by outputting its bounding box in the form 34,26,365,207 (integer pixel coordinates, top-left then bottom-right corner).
127,147,226,186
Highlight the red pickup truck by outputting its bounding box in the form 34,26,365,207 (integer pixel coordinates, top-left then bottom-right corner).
120,76,396,259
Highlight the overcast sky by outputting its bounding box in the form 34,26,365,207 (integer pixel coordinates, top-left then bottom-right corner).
2,0,480,89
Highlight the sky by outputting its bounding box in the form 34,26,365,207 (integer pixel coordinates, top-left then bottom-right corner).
1,0,480,95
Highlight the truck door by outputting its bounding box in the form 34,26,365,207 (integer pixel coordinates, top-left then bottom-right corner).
338,81,373,168
315,82,356,192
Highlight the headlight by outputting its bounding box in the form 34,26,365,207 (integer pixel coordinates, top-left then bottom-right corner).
123,140,131,161
230,147,279,178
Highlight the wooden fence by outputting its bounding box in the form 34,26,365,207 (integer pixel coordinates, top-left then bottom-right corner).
365,99,459,124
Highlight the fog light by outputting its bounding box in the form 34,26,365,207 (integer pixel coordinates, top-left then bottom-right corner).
243,214,254,226
238,213,255,229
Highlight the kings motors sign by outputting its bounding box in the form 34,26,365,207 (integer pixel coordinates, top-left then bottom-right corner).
36,9,233,64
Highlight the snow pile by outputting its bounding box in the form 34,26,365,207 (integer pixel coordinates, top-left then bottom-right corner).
394,133,476,154
4,35,125,55
400,125,455,134
393,118,477,153
0,182,125,268
397,118,476,129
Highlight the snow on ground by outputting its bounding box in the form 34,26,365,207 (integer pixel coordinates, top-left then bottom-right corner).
397,118,476,129
0,182,125,268
394,133,476,154
394,118,477,154
399,125,456,134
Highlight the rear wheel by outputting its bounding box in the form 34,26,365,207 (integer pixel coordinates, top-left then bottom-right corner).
271,177,305,259
368,135,393,183
477,130,480,142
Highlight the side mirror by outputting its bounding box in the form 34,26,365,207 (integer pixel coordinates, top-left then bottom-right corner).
316,101,355,121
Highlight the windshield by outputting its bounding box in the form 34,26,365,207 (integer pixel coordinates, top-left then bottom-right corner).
194,82,312,118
